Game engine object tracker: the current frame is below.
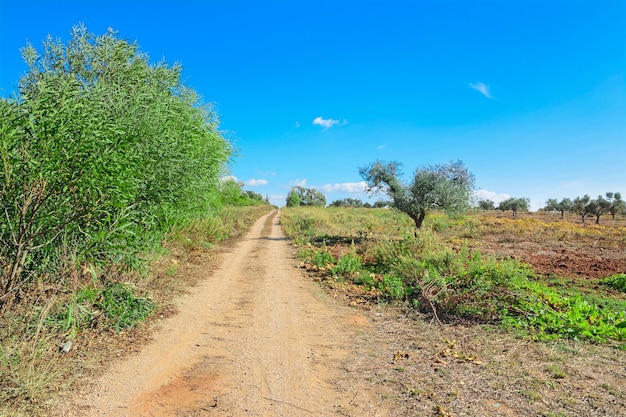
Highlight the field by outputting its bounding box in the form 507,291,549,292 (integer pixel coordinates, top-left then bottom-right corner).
281,207,626,416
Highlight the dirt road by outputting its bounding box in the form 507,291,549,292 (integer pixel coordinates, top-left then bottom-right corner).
58,210,388,417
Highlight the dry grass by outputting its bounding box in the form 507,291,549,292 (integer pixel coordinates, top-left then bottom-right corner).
287,207,626,416
0,205,273,417
327,291,626,416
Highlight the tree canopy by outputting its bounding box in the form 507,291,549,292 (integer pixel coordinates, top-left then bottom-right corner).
286,186,326,207
497,197,530,217
359,160,475,229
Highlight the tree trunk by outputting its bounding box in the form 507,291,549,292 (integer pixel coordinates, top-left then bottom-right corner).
410,211,427,231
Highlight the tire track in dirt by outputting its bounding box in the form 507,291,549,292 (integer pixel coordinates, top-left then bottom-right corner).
57,210,388,416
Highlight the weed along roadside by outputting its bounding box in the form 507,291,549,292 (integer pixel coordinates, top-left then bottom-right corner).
281,206,626,416
0,204,272,417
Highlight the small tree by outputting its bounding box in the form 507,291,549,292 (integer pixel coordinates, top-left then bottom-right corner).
286,186,326,207
497,197,530,217
586,192,621,224
286,189,301,207
544,198,573,219
608,193,625,219
572,195,591,224
477,199,495,211
359,160,475,229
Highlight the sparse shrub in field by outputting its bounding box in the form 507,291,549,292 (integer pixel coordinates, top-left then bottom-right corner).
601,274,626,292
379,275,407,299
331,252,363,278
281,206,626,344
354,273,377,288
296,247,335,270
311,249,334,269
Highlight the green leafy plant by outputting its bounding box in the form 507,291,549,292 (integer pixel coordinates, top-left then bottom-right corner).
98,283,155,332
0,25,231,307
601,273,626,292
331,252,363,278
379,275,407,299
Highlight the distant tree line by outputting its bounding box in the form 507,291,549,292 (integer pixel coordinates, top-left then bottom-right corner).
285,187,389,209
477,192,625,225
328,198,390,208
478,197,530,217
544,193,624,224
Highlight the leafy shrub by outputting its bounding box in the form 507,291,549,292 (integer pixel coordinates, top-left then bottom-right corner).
601,274,626,292
98,283,156,332
0,25,231,306
331,252,363,278
379,275,407,299
311,249,334,268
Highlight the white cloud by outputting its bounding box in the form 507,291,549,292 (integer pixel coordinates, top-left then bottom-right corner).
312,116,347,129
319,181,368,194
377,144,387,149
473,189,510,204
220,175,238,183
469,82,492,99
292,179,307,187
245,178,268,186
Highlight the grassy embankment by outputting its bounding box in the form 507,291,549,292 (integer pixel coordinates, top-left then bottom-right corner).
281,207,626,346
0,204,272,416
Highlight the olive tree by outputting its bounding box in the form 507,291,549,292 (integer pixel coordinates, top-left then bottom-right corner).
359,160,475,229
497,197,530,217
572,195,592,224
608,193,625,219
477,199,496,211
544,198,573,219
586,192,622,224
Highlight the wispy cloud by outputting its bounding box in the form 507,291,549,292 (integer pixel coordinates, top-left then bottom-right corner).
312,116,347,129
245,178,268,186
469,82,493,99
294,121,300,128
292,179,307,187
319,181,368,194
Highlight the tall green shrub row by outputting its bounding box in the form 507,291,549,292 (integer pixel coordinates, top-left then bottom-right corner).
0,26,231,305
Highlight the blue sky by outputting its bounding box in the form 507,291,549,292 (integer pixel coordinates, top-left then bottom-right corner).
1,0,624,209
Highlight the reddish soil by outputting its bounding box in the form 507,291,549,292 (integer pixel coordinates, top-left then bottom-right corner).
467,212,626,288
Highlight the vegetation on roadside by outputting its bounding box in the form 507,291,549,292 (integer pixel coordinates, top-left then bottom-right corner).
0,25,273,416
282,207,626,346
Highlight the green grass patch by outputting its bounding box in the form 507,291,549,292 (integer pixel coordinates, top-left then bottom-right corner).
601,273,626,293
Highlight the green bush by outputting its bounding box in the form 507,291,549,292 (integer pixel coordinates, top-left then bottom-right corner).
98,283,156,332
601,273,626,292
331,252,362,278
0,25,231,305
379,275,407,299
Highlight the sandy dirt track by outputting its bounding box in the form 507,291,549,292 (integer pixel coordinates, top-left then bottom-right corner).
56,210,388,417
